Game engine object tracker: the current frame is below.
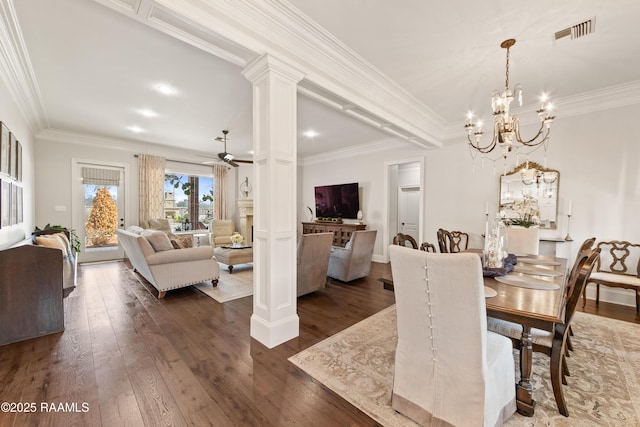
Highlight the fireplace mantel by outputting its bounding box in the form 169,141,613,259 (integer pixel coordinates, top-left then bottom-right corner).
238,199,253,243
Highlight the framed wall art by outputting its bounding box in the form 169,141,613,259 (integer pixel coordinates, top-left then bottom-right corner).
11,183,17,225
9,133,17,180
16,141,22,182
0,122,9,176
1,180,9,228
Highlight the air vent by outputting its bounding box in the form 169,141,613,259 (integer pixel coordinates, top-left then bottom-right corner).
554,17,596,41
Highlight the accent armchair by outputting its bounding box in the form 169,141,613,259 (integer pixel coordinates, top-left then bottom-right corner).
327,230,377,282
389,247,516,426
208,219,236,247
297,232,333,297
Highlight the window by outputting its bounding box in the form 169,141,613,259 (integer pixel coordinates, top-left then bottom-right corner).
164,173,213,231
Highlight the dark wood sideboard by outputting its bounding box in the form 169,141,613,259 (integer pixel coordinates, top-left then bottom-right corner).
302,222,366,247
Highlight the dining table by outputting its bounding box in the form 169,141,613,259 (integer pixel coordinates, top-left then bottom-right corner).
379,252,568,417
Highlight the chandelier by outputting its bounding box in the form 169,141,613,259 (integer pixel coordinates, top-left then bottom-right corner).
465,39,555,167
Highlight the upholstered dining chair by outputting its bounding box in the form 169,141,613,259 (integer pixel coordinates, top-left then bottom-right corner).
296,232,333,297
327,230,377,282
392,233,418,249
505,226,540,255
585,240,640,312
389,246,516,426
419,241,437,252
436,228,469,253
487,248,600,417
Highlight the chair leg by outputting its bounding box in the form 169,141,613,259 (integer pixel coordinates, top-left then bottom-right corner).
550,341,569,417
582,286,587,307
566,334,573,353
596,284,600,305
562,354,570,382
636,290,639,313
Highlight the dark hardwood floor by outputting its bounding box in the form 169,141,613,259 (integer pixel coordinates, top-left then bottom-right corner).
0,260,636,426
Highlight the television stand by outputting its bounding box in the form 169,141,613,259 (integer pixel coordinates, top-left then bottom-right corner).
301,222,366,247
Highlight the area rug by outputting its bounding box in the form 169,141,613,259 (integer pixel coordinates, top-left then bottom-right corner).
289,305,640,426
194,265,253,303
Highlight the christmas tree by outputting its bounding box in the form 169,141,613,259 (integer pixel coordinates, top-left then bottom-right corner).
86,187,117,246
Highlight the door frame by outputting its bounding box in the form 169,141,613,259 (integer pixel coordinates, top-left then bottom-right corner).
382,156,425,263
71,158,131,262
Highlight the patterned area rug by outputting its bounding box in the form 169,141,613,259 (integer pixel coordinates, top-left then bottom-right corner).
194,264,253,302
289,305,640,426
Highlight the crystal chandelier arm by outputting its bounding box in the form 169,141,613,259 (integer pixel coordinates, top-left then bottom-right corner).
467,121,501,154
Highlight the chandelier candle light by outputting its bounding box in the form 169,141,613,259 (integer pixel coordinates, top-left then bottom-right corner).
465,39,555,172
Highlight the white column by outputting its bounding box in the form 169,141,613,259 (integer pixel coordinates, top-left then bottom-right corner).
242,54,304,348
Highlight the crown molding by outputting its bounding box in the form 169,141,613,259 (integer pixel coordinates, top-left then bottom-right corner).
100,0,445,148
300,137,417,166
36,128,222,165
0,0,49,133
441,80,640,142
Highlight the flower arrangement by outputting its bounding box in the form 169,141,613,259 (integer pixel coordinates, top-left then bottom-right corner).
230,233,244,245
508,195,540,228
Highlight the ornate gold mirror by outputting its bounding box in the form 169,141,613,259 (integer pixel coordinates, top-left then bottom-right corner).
499,161,559,229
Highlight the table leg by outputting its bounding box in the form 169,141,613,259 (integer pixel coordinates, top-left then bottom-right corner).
516,325,536,416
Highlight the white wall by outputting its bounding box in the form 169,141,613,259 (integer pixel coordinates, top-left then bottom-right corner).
0,78,35,249
300,103,640,306
34,137,240,250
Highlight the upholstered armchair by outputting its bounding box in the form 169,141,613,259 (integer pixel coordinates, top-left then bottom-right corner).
327,230,377,282
296,232,333,297
208,219,236,247
389,246,516,426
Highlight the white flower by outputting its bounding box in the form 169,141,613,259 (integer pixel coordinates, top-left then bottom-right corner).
230,233,243,244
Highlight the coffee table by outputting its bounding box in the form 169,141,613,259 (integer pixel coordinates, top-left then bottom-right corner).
214,245,253,273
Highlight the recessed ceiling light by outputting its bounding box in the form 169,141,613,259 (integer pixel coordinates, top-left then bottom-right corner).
137,108,157,118
303,130,318,138
153,83,177,96
127,125,144,133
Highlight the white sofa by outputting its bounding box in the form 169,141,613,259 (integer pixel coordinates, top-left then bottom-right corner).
117,228,219,298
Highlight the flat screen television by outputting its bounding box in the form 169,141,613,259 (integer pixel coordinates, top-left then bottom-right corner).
314,182,360,219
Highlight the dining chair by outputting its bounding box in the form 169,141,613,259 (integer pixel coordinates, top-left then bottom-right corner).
487,248,600,417
419,241,437,252
585,240,640,312
505,226,539,255
296,232,333,297
392,233,418,249
389,246,516,426
436,228,469,253
566,237,595,351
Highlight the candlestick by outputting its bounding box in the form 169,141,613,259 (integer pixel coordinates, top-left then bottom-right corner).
567,200,573,216
564,214,574,241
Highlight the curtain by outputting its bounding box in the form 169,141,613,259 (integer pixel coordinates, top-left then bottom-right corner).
213,164,228,220
138,154,165,223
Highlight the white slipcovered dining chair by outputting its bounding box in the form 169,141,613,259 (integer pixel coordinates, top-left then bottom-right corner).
506,226,540,255
389,246,516,426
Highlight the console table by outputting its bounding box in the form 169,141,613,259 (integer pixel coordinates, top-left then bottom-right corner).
302,222,366,247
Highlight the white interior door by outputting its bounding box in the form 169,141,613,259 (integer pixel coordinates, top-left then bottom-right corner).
73,160,126,263
398,186,420,243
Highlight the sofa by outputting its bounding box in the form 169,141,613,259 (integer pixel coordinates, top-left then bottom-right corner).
117,228,219,298
327,230,377,282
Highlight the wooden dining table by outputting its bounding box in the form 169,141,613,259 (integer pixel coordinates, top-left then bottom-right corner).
379,253,568,417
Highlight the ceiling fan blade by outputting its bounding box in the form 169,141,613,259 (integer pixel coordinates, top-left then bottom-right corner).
234,159,253,164
226,159,239,167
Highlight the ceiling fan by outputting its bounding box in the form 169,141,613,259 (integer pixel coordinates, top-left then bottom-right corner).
215,130,253,167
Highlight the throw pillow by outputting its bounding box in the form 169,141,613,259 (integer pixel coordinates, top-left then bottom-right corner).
127,225,144,235
141,230,173,252
35,235,69,257
170,238,190,249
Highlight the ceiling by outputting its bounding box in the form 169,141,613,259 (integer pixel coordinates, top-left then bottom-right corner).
10,0,640,161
